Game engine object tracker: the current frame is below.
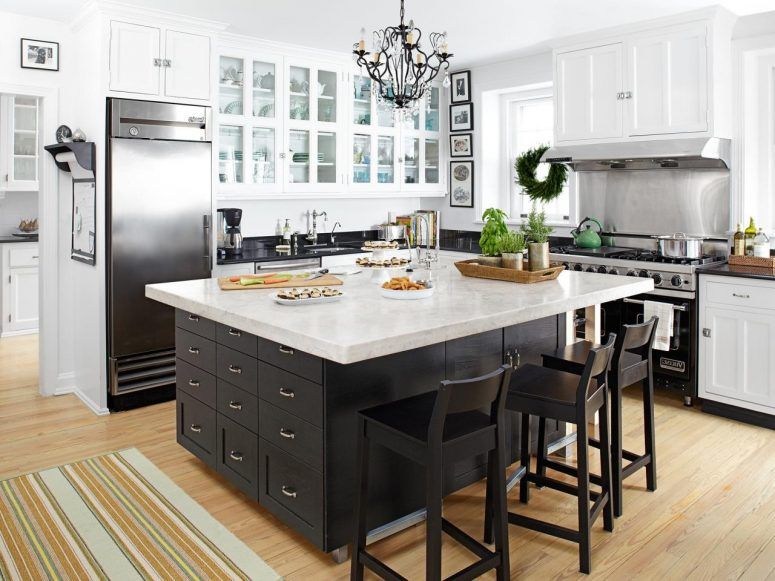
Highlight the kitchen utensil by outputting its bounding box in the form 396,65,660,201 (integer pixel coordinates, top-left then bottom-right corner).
305,269,330,281
570,217,603,248
274,291,344,306
653,232,705,259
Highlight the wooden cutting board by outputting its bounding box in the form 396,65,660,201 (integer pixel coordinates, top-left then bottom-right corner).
218,274,343,291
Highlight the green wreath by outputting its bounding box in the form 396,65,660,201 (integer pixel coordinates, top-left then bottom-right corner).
515,145,568,203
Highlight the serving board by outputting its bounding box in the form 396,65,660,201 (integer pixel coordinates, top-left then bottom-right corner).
218,274,343,291
454,259,565,284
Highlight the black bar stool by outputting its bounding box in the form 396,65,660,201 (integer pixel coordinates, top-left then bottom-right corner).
541,317,658,517
351,365,513,581
485,335,616,574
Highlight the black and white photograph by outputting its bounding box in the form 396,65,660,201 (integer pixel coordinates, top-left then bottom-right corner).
450,70,471,103
449,102,473,132
20,38,59,71
449,160,474,207
449,133,472,157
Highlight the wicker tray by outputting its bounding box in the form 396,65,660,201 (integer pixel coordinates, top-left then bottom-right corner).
454,259,565,284
728,254,775,273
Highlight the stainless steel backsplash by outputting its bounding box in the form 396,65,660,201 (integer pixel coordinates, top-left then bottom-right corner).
577,169,730,239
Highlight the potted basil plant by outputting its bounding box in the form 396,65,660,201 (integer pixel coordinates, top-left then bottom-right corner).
478,208,508,266
522,207,553,271
497,230,527,270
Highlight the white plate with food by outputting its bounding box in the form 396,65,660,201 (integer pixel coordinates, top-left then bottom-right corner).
273,287,344,306
380,277,435,300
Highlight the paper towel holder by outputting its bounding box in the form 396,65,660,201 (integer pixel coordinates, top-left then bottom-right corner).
44,142,95,176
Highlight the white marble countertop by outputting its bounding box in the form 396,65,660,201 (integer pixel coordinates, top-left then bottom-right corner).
147,259,653,364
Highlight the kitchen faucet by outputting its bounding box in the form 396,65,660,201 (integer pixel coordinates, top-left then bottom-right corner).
409,213,439,269
330,221,342,245
307,209,327,244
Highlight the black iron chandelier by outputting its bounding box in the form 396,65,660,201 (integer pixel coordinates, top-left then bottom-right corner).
352,0,453,116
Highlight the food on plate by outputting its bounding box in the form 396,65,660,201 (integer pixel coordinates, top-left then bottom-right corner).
364,240,399,249
276,287,343,301
382,277,426,291
356,256,410,268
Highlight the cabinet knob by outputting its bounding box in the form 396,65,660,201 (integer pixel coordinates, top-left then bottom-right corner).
702,328,711,338
281,485,297,498
625,91,633,99
153,58,162,67
229,451,243,462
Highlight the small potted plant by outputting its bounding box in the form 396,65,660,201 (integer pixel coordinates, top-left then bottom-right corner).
478,208,508,266
522,207,553,271
497,230,527,270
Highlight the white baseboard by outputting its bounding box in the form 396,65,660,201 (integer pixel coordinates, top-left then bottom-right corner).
72,388,110,416
54,372,109,416
0,328,39,338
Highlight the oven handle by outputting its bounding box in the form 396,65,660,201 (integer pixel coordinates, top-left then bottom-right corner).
626,297,687,351
623,298,688,312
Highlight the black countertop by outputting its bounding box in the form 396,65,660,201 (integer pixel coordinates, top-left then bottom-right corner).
698,263,775,282
218,244,366,264
0,235,38,244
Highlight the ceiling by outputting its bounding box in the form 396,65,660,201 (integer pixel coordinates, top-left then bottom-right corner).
4,0,773,65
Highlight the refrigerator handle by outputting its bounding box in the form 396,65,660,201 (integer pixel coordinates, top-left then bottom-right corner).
203,214,212,268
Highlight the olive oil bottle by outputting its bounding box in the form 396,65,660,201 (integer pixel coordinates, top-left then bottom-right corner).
733,223,745,256
744,217,757,256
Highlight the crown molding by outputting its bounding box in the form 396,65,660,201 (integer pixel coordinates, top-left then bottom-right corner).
72,0,229,33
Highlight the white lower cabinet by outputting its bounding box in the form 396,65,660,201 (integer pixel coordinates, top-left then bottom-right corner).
1,243,39,337
698,275,775,415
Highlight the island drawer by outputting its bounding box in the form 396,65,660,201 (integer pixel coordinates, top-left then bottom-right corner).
175,310,216,339
216,345,259,395
258,362,323,427
216,323,258,357
259,440,324,547
177,391,216,468
176,358,216,408
257,338,322,384
217,415,259,499
217,379,259,434
176,328,216,373
259,402,323,471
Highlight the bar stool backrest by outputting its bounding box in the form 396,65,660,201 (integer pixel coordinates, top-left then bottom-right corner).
577,334,617,405
429,365,513,444
613,316,659,371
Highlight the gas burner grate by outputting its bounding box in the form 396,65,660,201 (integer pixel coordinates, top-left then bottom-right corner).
615,251,726,266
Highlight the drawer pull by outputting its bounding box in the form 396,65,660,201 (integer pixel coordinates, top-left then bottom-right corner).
188,379,200,388
188,314,200,322
279,428,296,439
281,485,297,498
188,347,200,355
228,328,242,337
228,364,242,374
228,401,243,411
278,345,295,355
32,255,38,259
279,387,295,398
189,424,202,433
732,293,750,299
229,451,244,462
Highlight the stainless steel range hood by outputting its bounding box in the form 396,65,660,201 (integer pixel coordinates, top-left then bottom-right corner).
541,137,731,171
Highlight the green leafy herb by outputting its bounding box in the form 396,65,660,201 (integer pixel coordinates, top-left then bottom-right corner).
479,208,509,256
522,207,553,244
497,229,526,254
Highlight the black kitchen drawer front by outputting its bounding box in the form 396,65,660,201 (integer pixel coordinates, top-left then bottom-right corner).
216,345,259,395
176,328,216,373
216,323,258,358
176,358,217,408
217,379,259,434
259,439,324,548
259,402,323,471
177,391,216,468
217,415,259,499
175,309,216,340
258,362,323,427
257,338,323,384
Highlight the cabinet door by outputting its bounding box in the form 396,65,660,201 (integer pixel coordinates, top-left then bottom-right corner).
627,25,708,136
164,30,211,101
1,96,39,191
109,21,161,95
555,43,623,142
8,267,38,332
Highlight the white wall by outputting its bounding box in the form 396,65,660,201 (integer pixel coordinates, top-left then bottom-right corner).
0,192,38,235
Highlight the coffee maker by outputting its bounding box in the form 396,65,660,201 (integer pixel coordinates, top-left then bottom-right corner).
217,208,243,256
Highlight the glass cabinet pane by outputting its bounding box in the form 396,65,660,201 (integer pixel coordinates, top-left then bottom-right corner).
252,60,276,118
252,128,275,184
219,56,244,115
402,111,420,131
403,137,419,184
425,139,439,184
289,129,310,183
288,66,310,121
377,102,394,128
317,132,337,183
218,126,244,184
377,136,395,184
318,70,337,123
353,75,372,126
353,134,371,184
13,159,36,182
425,87,440,132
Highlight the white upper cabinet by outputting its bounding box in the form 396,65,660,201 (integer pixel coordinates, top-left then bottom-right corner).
555,43,624,142
0,95,40,193
164,30,211,101
627,24,708,136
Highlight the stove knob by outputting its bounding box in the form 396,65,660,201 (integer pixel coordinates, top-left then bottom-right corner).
638,270,650,278
651,273,663,285
562,262,570,270
671,275,683,287
573,264,583,272
626,270,637,277
608,268,619,276
585,266,596,273
597,266,607,274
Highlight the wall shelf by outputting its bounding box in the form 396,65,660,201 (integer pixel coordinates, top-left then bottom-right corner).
44,142,96,175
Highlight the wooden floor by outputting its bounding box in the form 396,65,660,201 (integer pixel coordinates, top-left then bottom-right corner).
2,334,774,579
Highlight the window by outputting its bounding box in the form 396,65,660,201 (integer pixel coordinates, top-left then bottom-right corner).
505,93,573,223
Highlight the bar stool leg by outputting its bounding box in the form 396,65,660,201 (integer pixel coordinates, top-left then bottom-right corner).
519,413,530,504
536,416,547,487
351,417,370,581
643,371,657,492
425,448,443,581
493,426,510,581
599,390,614,533
610,386,624,518
483,451,494,545
576,418,591,574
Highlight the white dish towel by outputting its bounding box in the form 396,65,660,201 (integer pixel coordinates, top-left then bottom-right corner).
643,300,674,351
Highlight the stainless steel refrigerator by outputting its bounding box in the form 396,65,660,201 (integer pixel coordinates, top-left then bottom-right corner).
107,98,212,408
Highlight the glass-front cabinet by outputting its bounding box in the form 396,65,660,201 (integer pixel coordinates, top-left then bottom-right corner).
0,95,40,192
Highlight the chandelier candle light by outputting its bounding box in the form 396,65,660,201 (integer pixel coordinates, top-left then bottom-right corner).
353,0,453,118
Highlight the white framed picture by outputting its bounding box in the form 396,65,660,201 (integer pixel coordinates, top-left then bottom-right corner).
450,70,471,103
20,38,59,71
450,133,472,158
449,161,474,208
449,102,473,132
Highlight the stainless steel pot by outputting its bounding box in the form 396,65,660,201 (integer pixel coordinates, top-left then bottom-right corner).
653,232,705,259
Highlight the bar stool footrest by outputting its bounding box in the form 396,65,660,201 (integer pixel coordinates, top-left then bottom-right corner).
441,518,493,561
589,491,610,525
528,469,603,501
622,452,652,479
507,511,580,543
359,550,408,581
543,458,604,487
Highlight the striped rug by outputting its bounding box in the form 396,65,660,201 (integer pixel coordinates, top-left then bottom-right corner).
0,449,281,580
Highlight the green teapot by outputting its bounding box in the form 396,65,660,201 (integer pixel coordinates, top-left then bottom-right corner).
571,217,603,248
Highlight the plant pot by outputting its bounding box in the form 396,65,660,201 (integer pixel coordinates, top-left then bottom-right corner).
527,242,550,271
501,252,524,270
476,255,502,267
